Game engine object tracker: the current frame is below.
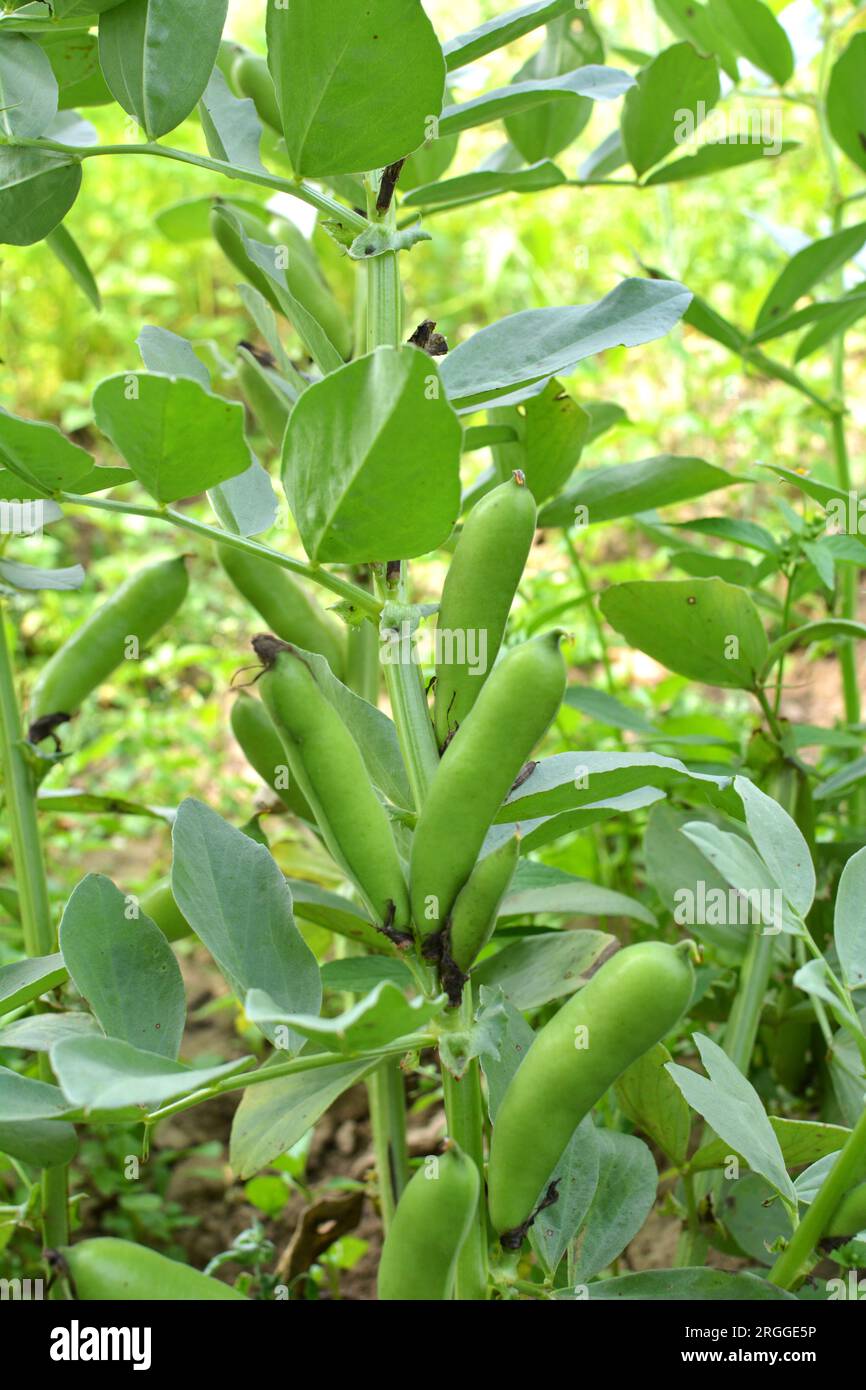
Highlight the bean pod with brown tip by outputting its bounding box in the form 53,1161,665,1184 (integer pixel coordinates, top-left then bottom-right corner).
30,556,188,727
254,637,410,932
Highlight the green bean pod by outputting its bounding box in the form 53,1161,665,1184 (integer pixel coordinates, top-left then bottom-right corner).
230,690,314,820
60,1238,246,1301
211,203,352,362
449,832,519,974
768,987,811,1093
433,473,537,751
255,637,410,931
487,942,694,1243
825,1182,866,1238
230,50,283,134
211,203,283,314
410,632,566,934
268,214,353,362
140,880,193,945
30,557,189,724
219,545,346,677
377,1144,480,1301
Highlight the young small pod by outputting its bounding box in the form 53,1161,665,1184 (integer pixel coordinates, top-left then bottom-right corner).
377,1144,480,1301
487,942,694,1244
139,880,193,945
230,50,283,133
433,473,537,750
449,833,519,975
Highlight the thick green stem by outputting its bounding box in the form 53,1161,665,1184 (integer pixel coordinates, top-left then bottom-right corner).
723,930,777,1076
674,1171,701,1267
356,169,421,1244
59,493,381,619
828,307,860,739
0,608,68,1252
441,985,489,1301
817,20,862,811
367,1059,410,1232
366,250,402,351
769,1102,866,1289
379,598,440,807
346,621,380,705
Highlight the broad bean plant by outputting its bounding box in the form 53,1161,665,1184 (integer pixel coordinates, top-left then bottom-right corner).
0,0,866,1303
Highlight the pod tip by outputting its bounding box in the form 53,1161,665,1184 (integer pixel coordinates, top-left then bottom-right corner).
251,633,293,669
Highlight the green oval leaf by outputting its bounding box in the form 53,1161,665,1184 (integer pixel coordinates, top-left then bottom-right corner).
443,0,576,71
440,63,631,139
0,146,82,246
572,1130,659,1283
171,799,321,1051
615,1043,692,1166
51,1035,253,1114
707,0,794,85
283,346,462,563
505,15,603,164
585,1269,796,1299
539,454,733,527
0,31,58,137
99,0,229,140
266,0,446,177
92,372,252,504
0,406,94,493
621,42,720,177
835,845,866,992
38,29,113,109
0,1117,77,1168
46,221,101,309
403,158,566,210
230,1056,375,1178
645,136,798,186
667,1033,796,1202
248,980,442,1055
441,278,692,407
599,577,768,689
59,874,186,1059
828,34,866,174
0,952,67,1019
755,221,866,330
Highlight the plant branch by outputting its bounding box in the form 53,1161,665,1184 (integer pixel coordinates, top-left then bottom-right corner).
144,1035,434,1125
769,1101,866,1289
441,985,490,1301
13,138,368,234
58,493,381,618
0,606,68,1253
